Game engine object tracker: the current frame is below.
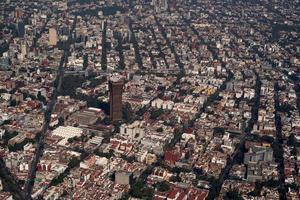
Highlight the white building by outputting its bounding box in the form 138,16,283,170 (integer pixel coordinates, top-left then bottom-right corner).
52,126,83,139
120,121,145,142
151,98,174,110
95,156,108,167
0,129,5,139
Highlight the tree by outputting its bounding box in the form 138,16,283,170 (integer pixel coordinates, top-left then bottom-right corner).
67,138,74,143
169,175,181,182
248,181,262,197
136,106,147,116
80,135,88,142
130,180,154,199
224,189,243,200
28,94,37,100
10,99,17,107
150,108,164,120
145,86,152,92
156,127,163,132
141,187,154,200
90,132,96,138
83,54,88,70
273,142,284,162
2,131,18,144
73,136,80,141
213,127,225,135
119,193,129,200
8,138,34,152
121,155,135,163
102,117,110,125
101,63,107,70
58,116,64,126
37,91,46,104
279,103,295,113
291,147,298,156
287,134,299,147
156,181,170,192
0,88,7,93
68,157,80,168
130,180,144,198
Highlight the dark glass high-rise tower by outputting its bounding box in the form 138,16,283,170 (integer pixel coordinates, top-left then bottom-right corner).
109,77,124,122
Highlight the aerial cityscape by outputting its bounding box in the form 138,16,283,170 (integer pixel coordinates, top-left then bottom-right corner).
0,0,299,199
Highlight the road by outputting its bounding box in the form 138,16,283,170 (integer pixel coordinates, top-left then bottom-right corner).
23,16,78,199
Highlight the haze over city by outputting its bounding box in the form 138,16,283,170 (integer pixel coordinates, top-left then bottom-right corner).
0,0,299,200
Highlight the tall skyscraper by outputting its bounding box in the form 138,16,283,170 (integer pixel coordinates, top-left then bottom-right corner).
109,76,124,122
49,28,58,46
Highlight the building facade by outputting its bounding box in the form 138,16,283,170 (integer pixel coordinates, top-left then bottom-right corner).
109,77,124,122
49,28,58,46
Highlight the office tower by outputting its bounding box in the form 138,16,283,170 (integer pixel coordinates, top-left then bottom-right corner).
49,28,58,46
109,76,124,122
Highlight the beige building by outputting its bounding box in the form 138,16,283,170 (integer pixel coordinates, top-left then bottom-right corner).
115,171,131,185
49,28,58,46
